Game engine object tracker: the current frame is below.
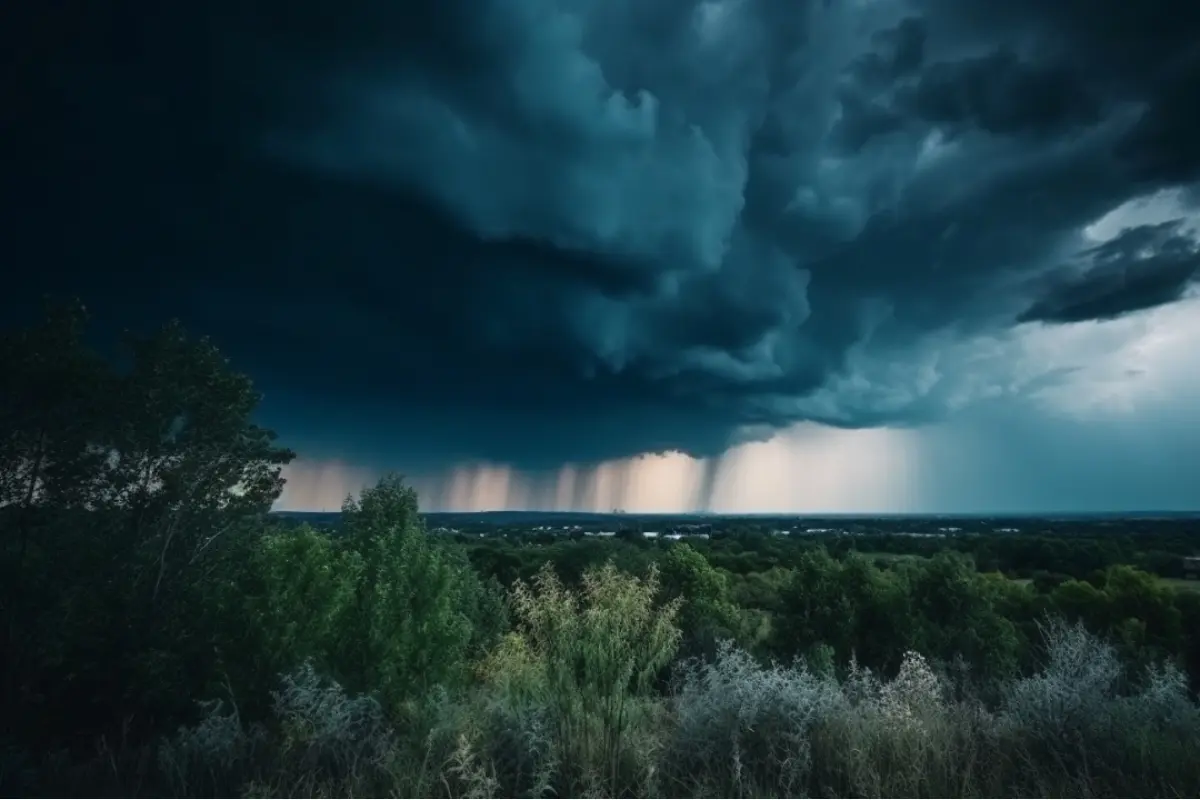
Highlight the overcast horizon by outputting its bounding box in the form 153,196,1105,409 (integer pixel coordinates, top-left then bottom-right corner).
7,0,1199,515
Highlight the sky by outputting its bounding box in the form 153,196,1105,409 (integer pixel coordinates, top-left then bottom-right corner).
5,0,1199,513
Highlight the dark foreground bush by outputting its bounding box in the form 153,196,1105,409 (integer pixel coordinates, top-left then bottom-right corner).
10,619,1199,799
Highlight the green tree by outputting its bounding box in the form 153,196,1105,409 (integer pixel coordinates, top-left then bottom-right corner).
0,304,294,744
222,523,363,709
335,475,501,708
660,543,753,657
772,549,858,665
1176,589,1200,691
0,300,110,723
839,552,916,674
903,553,1021,686
729,566,792,613
86,320,293,727
1049,566,1184,674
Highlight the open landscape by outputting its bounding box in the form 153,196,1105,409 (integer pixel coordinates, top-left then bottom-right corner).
1,306,1199,796
7,0,1200,795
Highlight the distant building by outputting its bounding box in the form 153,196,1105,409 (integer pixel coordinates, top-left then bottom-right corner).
1184,556,1200,578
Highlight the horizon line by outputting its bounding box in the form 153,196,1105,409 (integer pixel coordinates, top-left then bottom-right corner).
271,508,1200,518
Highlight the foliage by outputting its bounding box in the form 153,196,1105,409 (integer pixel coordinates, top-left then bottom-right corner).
665,641,848,796
335,475,505,706
219,524,363,709
0,302,294,746
5,304,1200,797
157,665,399,798
480,561,682,796
219,476,505,715
996,618,1200,796
659,543,754,658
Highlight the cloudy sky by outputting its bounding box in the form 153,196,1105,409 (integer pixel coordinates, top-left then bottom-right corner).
6,0,1199,513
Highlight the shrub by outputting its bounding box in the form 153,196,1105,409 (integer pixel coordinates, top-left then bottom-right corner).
664,641,847,797
482,561,682,797
159,665,400,798
999,618,1200,796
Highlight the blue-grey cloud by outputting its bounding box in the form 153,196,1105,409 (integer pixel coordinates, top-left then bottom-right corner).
4,0,1200,474
1019,222,1200,324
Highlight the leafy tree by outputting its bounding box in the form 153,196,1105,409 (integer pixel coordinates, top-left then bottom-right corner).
903,552,1021,685
0,300,110,725
660,543,755,658
1050,566,1184,675
0,303,294,744
335,475,502,708
221,523,364,710
1176,589,1200,692
838,553,916,674
98,319,293,604
728,566,792,613
771,549,859,666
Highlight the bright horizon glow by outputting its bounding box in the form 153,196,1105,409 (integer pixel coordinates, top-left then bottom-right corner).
275,422,922,514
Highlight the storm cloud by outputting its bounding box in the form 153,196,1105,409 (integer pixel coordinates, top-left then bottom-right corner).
5,0,1200,486
1019,222,1200,324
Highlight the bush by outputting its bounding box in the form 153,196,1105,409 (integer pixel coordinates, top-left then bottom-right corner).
480,561,682,797
998,619,1200,796
159,665,401,798
664,641,847,797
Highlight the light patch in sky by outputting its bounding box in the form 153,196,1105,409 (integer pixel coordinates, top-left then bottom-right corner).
914,129,954,172
694,0,736,42
1083,187,1200,243
1020,294,1200,419
275,423,921,513
276,458,380,511
707,423,920,513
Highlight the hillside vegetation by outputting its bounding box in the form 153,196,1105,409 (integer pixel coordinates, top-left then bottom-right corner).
2,304,1199,797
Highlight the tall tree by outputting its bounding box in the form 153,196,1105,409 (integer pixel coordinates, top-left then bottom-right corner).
0,302,295,743
0,300,110,723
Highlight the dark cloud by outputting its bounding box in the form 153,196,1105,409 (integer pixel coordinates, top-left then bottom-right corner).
4,0,1200,471
829,91,906,154
1018,222,1200,324
900,49,1102,139
917,0,1200,172
832,16,1103,153
856,17,927,84
1116,53,1200,184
